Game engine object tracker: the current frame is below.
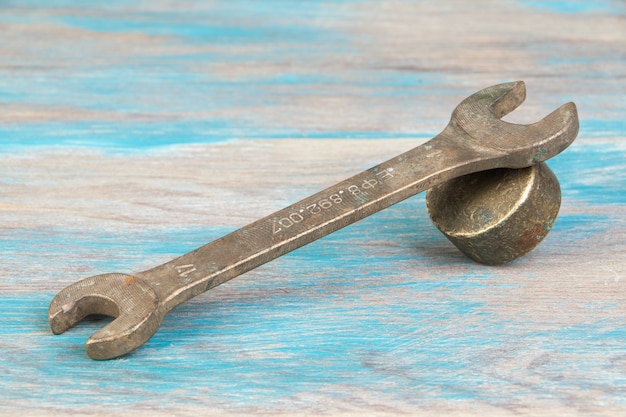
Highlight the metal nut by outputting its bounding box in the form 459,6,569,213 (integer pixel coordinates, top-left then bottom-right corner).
426,162,561,265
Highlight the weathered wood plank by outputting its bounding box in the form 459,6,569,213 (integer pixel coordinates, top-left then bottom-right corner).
1,0,624,415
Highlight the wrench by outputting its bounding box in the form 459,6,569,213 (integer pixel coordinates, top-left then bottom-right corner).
49,81,579,360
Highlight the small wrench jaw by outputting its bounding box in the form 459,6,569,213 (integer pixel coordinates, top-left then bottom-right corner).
450,81,579,169
48,273,163,360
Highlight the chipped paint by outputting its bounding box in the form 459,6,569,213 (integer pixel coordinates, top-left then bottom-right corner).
1,0,624,415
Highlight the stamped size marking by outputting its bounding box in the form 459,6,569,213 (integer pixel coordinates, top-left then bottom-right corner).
272,168,395,234
175,264,197,278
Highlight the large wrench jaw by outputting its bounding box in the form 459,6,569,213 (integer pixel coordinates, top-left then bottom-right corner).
449,81,579,169
48,273,163,360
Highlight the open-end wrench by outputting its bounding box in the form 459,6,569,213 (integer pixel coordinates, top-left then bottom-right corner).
49,81,579,360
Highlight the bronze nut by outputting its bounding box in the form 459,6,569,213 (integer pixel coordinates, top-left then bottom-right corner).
426,162,561,265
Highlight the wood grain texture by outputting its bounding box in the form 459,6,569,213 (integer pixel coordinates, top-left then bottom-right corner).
1,1,625,416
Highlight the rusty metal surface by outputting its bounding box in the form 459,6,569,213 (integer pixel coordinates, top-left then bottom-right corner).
48,81,579,360
427,162,561,265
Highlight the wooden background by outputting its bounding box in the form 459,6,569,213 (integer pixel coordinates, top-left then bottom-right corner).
1,1,624,415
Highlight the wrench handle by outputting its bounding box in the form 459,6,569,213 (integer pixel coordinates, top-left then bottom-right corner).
139,129,495,312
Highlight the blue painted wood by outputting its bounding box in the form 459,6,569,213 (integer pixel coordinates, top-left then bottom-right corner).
1,0,625,415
